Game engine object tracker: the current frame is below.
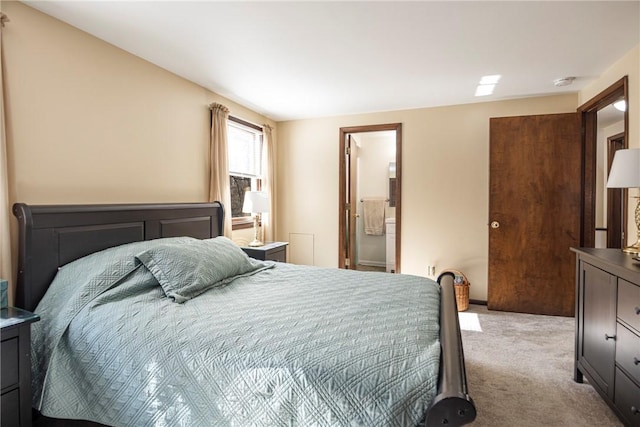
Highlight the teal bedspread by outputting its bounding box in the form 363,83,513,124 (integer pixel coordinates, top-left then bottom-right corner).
31,238,440,427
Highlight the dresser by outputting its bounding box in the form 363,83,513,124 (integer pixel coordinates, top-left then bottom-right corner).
1,307,40,427
241,241,288,262
572,248,640,426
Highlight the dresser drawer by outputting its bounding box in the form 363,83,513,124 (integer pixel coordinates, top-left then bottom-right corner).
1,307,39,427
1,388,20,427
615,368,640,426
268,248,286,263
618,278,640,332
1,337,19,390
616,323,640,385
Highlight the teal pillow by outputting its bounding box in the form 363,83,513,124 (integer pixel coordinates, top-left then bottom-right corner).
136,236,274,303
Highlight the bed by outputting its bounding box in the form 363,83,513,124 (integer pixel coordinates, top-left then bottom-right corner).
13,202,475,427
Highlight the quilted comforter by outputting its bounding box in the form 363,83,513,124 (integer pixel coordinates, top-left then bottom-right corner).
31,237,441,427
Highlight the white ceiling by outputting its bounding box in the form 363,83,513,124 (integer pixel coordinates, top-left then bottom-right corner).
24,1,640,122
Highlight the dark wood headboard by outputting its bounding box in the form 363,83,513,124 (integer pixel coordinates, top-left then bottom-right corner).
13,202,224,312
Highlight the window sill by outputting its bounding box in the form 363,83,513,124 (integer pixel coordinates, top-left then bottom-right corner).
232,218,254,231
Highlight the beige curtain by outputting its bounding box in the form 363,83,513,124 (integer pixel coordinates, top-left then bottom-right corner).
0,13,11,299
208,103,232,237
261,124,275,241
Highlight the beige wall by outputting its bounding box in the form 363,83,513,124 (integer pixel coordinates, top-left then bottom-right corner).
2,2,275,300
277,94,579,301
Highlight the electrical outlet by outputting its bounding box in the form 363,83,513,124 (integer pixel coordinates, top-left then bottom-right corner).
427,265,436,277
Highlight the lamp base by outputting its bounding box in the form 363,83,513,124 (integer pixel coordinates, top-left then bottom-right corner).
622,242,640,255
248,239,264,247
248,215,263,247
623,196,640,255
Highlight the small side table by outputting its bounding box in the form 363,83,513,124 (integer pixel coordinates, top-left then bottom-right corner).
1,307,40,427
241,241,288,262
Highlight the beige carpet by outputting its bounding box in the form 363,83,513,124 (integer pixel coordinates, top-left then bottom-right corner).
460,305,623,426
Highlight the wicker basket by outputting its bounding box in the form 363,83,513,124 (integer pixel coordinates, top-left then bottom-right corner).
441,269,470,311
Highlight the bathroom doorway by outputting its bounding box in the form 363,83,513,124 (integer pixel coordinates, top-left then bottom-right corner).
580,77,628,249
339,123,402,273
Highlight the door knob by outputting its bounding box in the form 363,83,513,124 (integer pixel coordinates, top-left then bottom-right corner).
490,221,500,229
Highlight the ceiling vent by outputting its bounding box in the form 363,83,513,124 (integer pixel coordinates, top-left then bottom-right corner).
553,77,576,87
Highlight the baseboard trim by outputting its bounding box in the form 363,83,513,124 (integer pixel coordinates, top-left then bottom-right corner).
469,299,487,306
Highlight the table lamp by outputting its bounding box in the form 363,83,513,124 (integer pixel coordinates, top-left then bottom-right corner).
606,148,640,254
242,191,270,247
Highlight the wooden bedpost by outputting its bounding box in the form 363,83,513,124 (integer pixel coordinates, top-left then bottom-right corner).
426,272,476,426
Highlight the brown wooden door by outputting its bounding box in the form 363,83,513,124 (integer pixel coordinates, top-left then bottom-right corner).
606,134,625,249
488,113,581,316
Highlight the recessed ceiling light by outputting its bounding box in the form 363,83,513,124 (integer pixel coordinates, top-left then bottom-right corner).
475,74,501,97
479,75,501,85
475,84,495,97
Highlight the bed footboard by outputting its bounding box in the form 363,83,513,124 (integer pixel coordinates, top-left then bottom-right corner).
426,272,476,427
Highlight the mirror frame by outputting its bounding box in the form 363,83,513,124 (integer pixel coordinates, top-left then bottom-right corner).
578,76,629,247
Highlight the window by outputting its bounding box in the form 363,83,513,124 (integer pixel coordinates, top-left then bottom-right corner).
227,117,263,228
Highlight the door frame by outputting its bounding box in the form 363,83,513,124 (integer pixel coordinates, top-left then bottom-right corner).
339,123,402,271
346,134,358,269
578,76,628,247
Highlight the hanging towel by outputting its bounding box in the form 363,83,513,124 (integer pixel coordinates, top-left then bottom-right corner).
363,198,386,235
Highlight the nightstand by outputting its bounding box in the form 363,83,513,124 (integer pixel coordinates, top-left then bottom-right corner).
1,307,40,427
241,241,288,262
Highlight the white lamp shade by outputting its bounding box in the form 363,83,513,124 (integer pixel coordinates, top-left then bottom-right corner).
242,191,270,213
606,148,640,188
